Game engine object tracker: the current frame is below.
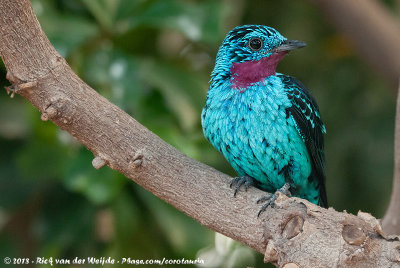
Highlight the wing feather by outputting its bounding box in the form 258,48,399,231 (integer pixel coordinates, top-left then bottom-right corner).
278,74,328,207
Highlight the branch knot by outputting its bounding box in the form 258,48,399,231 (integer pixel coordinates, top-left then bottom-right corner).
282,215,304,240
92,155,107,169
342,224,366,246
130,151,144,168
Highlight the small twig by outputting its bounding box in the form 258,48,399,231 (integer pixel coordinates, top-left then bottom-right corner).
382,80,400,235
4,73,38,97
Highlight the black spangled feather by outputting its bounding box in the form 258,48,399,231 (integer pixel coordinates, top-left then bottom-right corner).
279,74,328,208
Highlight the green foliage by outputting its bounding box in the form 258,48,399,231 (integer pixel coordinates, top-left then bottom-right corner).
0,0,395,267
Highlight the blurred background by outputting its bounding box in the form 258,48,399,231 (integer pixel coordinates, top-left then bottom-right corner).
0,0,399,267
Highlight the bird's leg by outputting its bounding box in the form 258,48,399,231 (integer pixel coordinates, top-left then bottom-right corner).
257,163,294,216
256,182,291,217
230,175,256,197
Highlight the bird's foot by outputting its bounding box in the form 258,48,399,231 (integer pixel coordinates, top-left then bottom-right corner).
256,182,291,217
230,176,256,197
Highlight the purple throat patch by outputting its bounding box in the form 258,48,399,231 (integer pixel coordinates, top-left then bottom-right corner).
230,51,288,92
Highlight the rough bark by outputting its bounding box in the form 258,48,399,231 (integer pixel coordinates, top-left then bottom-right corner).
383,82,400,236
0,0,399,267
311,0,400,87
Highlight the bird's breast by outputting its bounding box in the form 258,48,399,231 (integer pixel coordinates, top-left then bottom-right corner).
202,79,311,189
202,77,294,154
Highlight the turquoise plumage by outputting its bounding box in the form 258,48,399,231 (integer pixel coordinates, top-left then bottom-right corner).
201,25,327,215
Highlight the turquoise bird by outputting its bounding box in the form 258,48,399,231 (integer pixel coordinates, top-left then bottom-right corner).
201,25,328,215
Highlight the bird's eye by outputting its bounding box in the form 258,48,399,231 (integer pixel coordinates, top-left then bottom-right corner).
248,38,263,51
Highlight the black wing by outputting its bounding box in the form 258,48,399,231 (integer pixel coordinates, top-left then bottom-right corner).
278,74,328,208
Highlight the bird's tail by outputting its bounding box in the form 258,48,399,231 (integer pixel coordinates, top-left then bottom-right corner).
318,177,328,208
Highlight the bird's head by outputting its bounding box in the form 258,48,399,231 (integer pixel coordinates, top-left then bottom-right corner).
211,25,306,90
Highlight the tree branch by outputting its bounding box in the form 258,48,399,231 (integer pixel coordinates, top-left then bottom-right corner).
383,81,400,235
310,0,400,87
0,0,399,266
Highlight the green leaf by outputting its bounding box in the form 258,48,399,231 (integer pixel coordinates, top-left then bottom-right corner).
135,187,213,256
39,14,99,57
126,0,222,43
81,0,120,31
63,149,126,205
139,59,207,131
36,191,96,258
84,48,147,111
15,140,65,181
0,98,29,139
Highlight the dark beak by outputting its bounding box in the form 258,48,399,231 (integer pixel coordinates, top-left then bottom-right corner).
273,40,306,52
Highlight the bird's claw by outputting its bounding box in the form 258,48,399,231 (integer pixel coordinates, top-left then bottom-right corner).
257,194,276,217
256,182,291,217
230,176,255,197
